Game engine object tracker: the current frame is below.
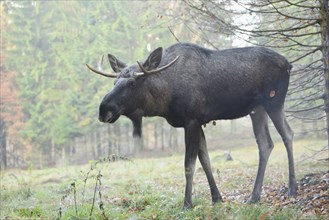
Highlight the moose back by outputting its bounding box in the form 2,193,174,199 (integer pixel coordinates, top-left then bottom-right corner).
87,43,297,209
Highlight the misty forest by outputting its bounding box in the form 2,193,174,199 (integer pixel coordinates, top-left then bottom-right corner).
0,1,328,219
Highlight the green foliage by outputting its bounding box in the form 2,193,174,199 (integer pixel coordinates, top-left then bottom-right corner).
14,206,43,218
3,1,177,157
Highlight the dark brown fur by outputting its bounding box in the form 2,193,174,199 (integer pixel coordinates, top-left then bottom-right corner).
94,43,296,209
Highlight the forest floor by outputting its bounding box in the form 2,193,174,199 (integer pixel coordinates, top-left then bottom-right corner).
0,138,328,220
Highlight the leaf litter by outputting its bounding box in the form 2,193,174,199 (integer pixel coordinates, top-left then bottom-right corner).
222,171,329,216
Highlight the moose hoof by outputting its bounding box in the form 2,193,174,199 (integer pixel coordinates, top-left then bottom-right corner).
182,202,193,210
247,196,260,204
212,196,223,204
288,188,297,198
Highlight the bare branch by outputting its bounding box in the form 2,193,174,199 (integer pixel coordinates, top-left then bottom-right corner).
168,26,180,43
290,47,322,63
269,0,320,20
285,0,321,9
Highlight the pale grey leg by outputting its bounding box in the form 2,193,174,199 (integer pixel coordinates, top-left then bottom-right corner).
248,106,274,203
267,107,297,197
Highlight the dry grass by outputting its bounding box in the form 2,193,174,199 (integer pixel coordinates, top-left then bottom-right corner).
0,138,327,219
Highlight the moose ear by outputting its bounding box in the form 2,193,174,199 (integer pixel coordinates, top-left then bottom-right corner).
108,54,127,73
143,47,163,70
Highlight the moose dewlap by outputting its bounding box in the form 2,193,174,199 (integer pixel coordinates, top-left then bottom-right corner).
87,42,296,209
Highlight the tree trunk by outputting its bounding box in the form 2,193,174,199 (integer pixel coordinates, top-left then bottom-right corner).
69,143,74,164
116,123,121,154
91,132,97,160
230,120,236,135
61,145,66,165
154,121,158,149
107,125,113,155
169,127,178,151
160,119,165,151
125,123,131,154
0,118,7,169
51,139,55,166
320,0,329,147
96,131,102,159
173,127,178,151
39,146,43,168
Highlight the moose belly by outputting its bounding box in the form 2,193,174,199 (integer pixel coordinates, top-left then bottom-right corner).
204,96,261,121
165,96,260,127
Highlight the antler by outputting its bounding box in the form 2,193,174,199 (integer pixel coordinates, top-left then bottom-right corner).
86,55,118,78
137,56,180,75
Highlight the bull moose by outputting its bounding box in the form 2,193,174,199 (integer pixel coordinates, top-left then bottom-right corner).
86,42,297,209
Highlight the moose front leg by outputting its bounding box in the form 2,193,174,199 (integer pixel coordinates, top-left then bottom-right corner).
198,128,222,204
183,121,201,209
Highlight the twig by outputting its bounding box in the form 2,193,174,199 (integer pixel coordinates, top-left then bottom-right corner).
89,172,99,218
299,145,329,163
104,154,131,162
89,171,108,219
57,207,62,220
216,169,220,187
83,154,131,199
168,26,180,43
97,172,108,220
82,166,94,200
58,154,130,219
71,181,78,216
290,47,322,63
58,181,77,219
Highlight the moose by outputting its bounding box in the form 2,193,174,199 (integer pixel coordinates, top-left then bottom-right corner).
86,42,297,209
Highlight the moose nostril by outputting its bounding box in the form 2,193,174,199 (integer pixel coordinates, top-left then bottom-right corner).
99,111,113,123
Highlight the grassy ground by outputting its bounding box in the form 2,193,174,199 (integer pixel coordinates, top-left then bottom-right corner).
0,138,327,220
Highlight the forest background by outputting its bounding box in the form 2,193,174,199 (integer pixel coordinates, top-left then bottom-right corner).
0,0,327,169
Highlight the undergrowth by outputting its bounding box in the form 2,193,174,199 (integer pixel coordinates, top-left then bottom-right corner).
0,139,327,220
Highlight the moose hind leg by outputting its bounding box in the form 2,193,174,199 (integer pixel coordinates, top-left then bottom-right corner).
183,121,201,209
248,106,274,203
267,107,297,197
198,128,222,204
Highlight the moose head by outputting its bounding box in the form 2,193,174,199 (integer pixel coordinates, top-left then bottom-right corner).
86,48,179,137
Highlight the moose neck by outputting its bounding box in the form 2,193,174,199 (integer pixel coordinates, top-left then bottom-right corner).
141,75,171,117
